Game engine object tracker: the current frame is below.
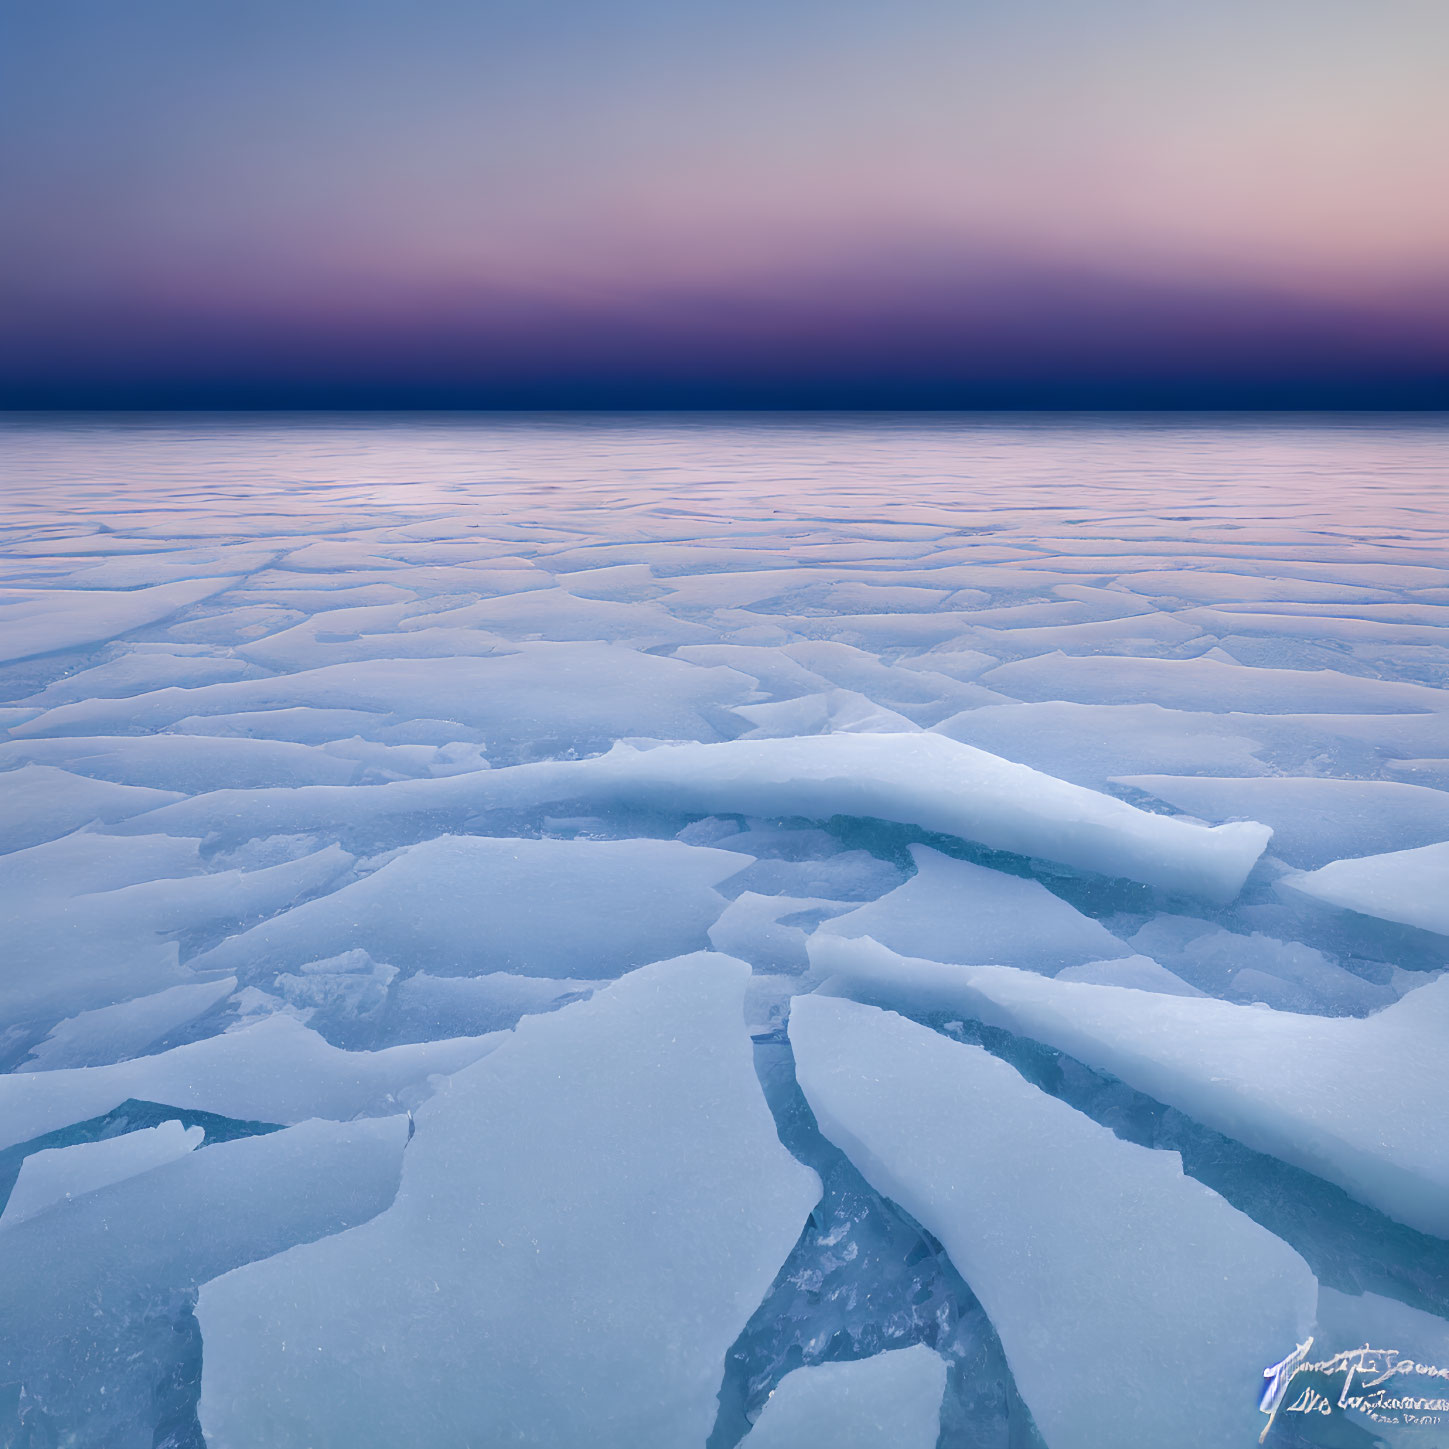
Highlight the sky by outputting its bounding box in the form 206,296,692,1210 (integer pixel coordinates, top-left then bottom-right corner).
2,0,1447,409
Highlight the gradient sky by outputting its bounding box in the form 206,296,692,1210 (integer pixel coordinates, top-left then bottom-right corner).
2,0,1447,408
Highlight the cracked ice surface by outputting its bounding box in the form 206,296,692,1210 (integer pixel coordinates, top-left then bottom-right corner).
788,995,1317,1449
1,415,1447,1448
197,955,820,1449
809,935,1449,1236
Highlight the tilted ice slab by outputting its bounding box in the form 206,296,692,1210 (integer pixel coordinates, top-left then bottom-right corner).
980,652,1449,715
817,844,1130,974
21,977,239,1070
0,576,239,662
954,607,1204,658
1054,953,1204,995
567,735,1273,900
733,688,919,738
191,835,750,980
1109,567,1400,605
811,935,1449,1237
25,644,261,703
196,955,820,1449
0,1119,203,1228
1114,774,1449,868
0,829,206,897
932,700,1272,791
708,891,849,973
1280,841,1449,937
1177,603,1449,648
739,1346,947,1449
0,762,181,854
0,1014,502,1152
788,995,1316,1449
119,735,1271,901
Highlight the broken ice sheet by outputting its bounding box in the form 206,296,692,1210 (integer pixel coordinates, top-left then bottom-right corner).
0,1013,501,1151
0,761,181,853
189,834,750,980
0,576,240,662
196,955,819,1449
789,994,1317,1449
0,1117,409,1449
1280,840,1449,937
1115,773,1449,868
1,835,352,1028
377,968,594,1042
0,1118,203,1228
12,643,758,760
812,935,1449,1237
20,976,237,1070
816,844,1131,974
3,415,1447,1449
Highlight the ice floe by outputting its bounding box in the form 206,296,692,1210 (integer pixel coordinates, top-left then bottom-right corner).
980,652,1449,714
0,1118,203,1228
1115,773,1449,867
3,836,352,1026
1053,953,1203,995
20,976,238,1070
789,994,1317,1449
0,1013,501,1151
0,731,364,790
0,577,240,661
816,844,1131,973
1281,841,1449,937
13,644,757,759
195,955,820,1449
190,835,749,979
0,762,181,853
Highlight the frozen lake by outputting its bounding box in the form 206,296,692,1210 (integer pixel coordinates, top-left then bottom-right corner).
2,414,1447,1448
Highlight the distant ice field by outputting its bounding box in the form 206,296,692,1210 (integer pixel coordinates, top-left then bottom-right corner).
1,414,1447,1449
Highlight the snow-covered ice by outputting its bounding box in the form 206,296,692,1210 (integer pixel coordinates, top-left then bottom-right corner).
2,414,1445,1448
